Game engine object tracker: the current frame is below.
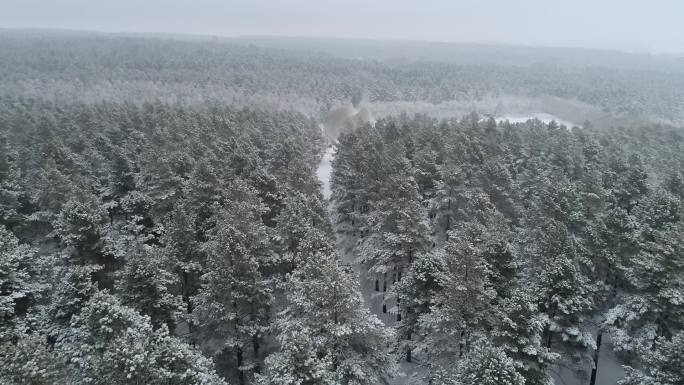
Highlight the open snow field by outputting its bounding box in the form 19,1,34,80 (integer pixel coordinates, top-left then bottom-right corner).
498,113,580,128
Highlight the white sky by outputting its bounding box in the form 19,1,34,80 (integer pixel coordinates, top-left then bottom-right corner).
2,0,683,53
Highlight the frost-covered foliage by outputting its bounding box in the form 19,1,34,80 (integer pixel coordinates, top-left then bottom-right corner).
193,182,274,384
0,335,64,385
0,31,683,385
259,252,396,385
0,226,47,341
0,96,338,384
57,291,227,385
1,33,684,122
0,80,395,383
432,339,525,385
331,114,684,384
620,332,684,385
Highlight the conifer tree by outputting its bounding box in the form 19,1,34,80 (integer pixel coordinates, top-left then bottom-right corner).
163,200,205,331
118,242,181,330
0,226,48,342
526,219,595,375
0,335,64,385
432,339,525,385
620,332,684,385
420,222,498,364
58,291,227,385
194,181,273,385
359,141,430,274
259,252,396,385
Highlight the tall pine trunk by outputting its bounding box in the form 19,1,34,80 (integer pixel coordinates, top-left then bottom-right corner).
236,347,245,385
406,329,412,362
253,335,261,374
182,271,196,344
445,198,451,239
589,332,602,385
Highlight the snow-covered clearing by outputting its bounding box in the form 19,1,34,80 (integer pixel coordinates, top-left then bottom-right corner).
497,113,580,128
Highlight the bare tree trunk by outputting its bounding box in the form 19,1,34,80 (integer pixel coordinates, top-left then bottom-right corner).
406,330,413,363
589,332,602,385
253,335,261,374
236,347,245,385
545,303,557,349
445,198,451,237
182,271,196,344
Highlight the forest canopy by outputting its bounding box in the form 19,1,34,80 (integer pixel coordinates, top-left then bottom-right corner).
0,31,683,385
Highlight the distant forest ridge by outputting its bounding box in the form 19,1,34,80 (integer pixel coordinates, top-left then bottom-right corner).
1,29,683,124
5,29,683,70
232,35,684,70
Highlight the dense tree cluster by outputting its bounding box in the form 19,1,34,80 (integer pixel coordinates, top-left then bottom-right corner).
1,33,683,122
1,32,683,385
0,97,394,384
331,115,684,384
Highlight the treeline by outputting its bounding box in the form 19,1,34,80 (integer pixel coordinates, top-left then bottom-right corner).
0,97,395,385
1,33,683,122
331,114,684,385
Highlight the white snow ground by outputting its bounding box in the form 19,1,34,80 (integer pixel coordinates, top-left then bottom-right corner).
316,146,335,200
497,113,580,128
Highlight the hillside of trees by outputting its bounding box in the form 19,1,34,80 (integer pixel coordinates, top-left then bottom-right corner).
0,32,683,385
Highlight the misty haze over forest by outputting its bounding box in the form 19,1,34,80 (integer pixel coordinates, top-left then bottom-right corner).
0,2,683,385
3,0,684,54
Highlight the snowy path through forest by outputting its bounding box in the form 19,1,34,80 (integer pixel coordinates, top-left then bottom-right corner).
316,144,396,324
316,146,335,200
497,113,579,128
317,142,417,384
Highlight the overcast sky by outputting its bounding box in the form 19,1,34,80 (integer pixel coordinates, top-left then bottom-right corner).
2,0,683,54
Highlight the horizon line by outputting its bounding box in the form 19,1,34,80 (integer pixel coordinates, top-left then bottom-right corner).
2,26,683,57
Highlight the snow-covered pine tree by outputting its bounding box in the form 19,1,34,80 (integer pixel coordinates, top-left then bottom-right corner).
52,199,109,267
492,287,557,385
432,338,525,385
394,249,447,366
274,191,333,271
525,218,595,377
58,291,227,385
606,219,684,355
258,251,396,385
359,140,430,275
163,200,205,331
431,163,466,242
330,128,380,236
194,180,273,385
0,135,24,232
0,334,64,385
419,222,498,366
0,226,49,342
620,331,684,385
117,240,182,330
